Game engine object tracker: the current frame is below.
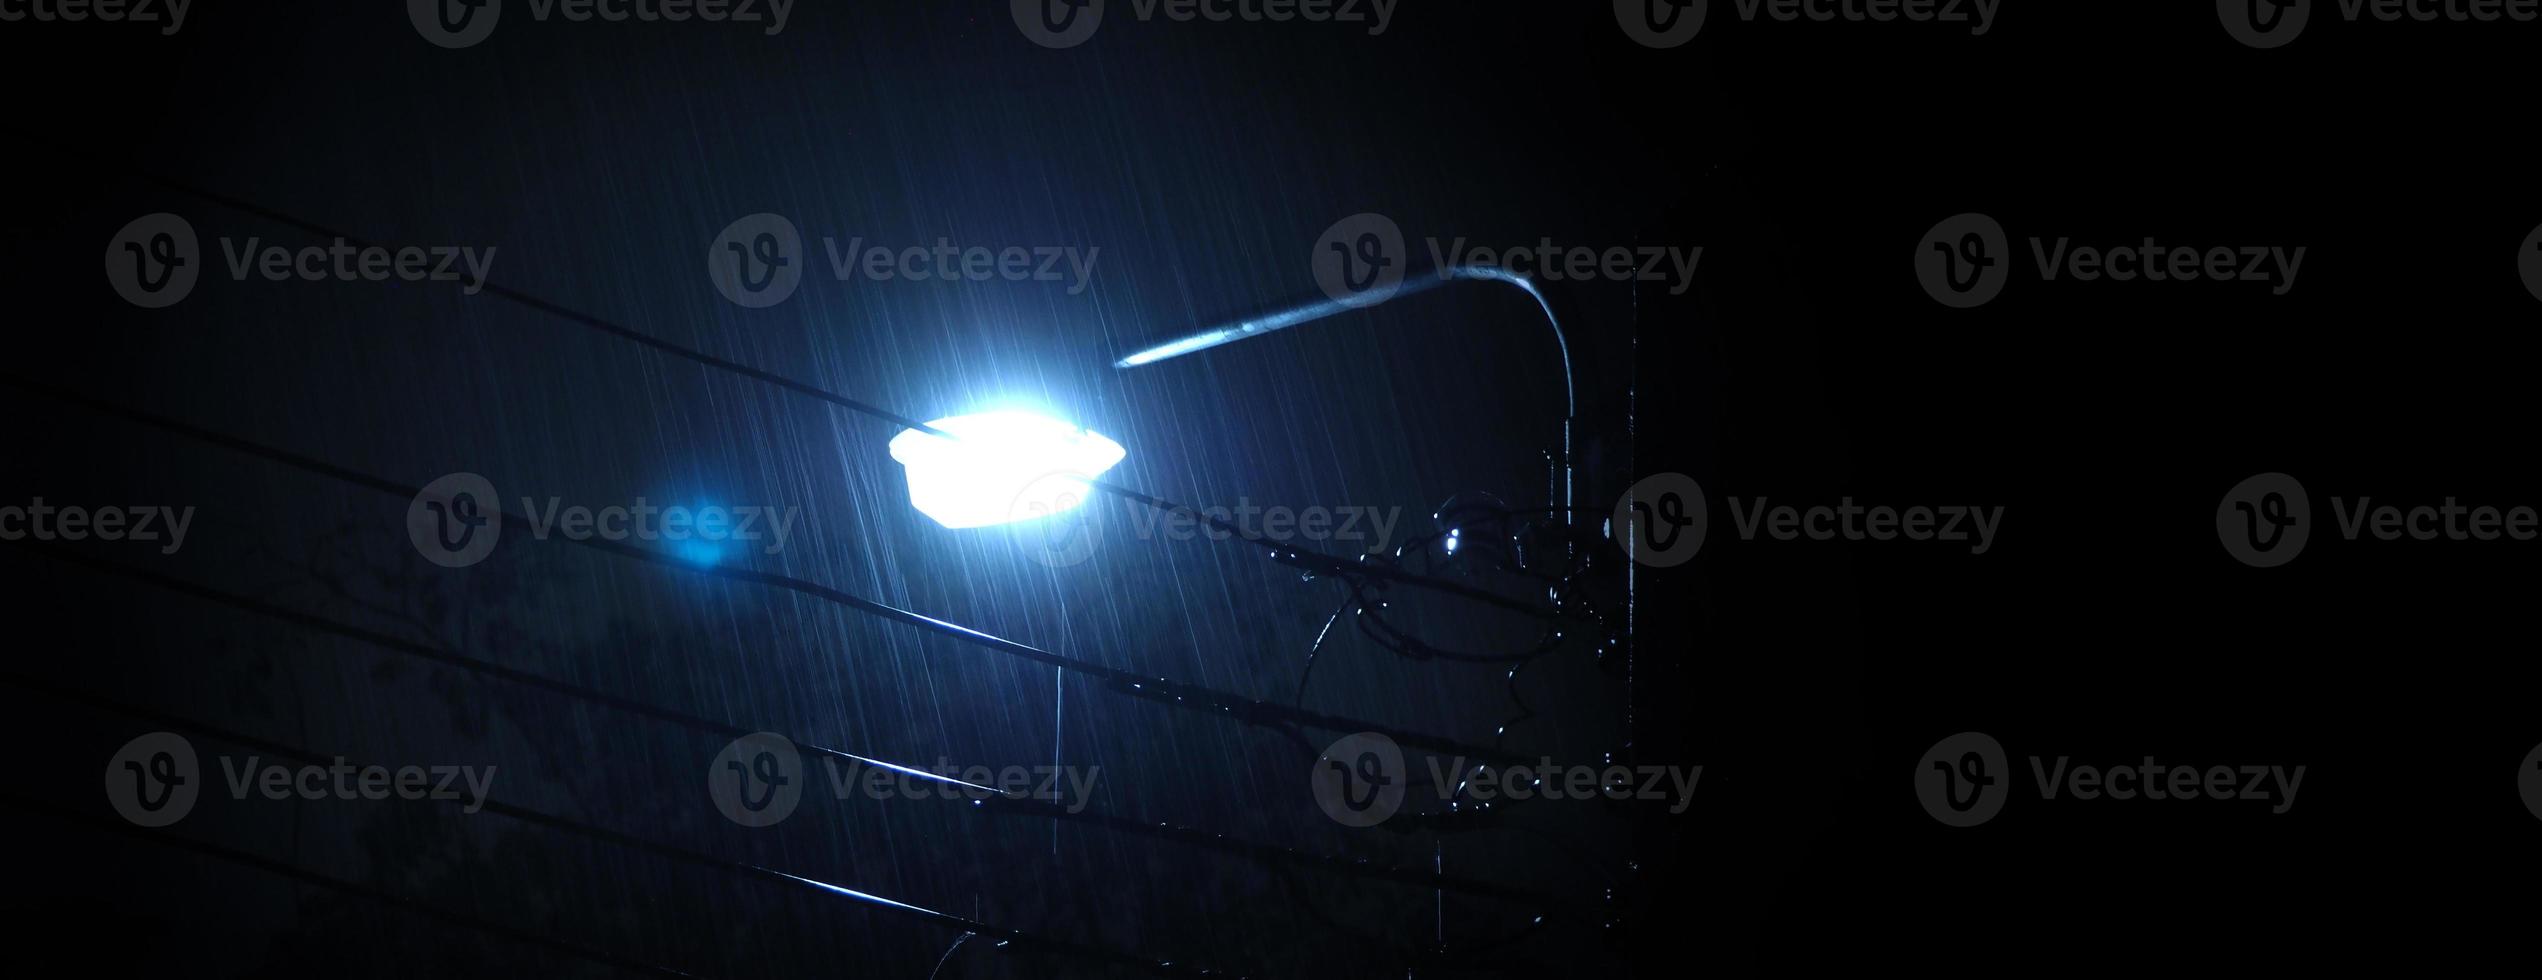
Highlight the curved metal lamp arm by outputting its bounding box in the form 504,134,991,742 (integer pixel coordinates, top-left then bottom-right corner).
1111,266,1581,521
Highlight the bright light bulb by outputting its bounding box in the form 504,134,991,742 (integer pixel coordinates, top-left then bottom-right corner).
886,410,1127,529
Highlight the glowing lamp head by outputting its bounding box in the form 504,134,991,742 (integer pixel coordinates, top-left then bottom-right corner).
887,411,1127,529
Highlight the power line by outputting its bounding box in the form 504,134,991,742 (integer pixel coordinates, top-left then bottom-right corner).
139,177,951,441
6,671,1236,978
6,538,1575,910
140,174,1559,622
0,373,1525,770
0,794,711,980
77,175,1620,973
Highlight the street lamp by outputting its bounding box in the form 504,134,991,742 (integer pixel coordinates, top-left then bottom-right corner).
1112,265,1579,524
885,410,1127,529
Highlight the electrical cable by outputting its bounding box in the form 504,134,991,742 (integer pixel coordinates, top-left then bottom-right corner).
87,175,1640,973
0,373,1525,768
4,671,1237,979
0,794,711,979
138,174,1558,623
